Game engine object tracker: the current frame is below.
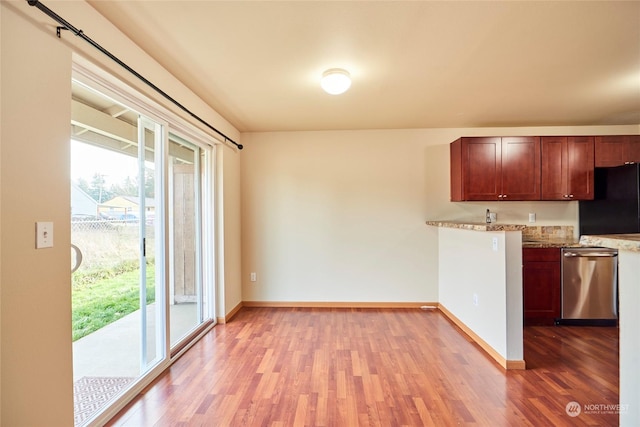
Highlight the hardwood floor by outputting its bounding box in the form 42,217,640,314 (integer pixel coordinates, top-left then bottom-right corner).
107,308,619,426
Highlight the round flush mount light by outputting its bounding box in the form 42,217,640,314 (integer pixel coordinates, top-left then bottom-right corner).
321,68,351,95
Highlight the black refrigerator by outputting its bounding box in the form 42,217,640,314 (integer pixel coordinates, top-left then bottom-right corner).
579,164,640,235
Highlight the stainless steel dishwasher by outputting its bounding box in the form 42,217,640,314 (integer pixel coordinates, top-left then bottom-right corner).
560,247,618,326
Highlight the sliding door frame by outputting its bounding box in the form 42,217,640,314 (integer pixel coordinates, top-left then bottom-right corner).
72,55,219,427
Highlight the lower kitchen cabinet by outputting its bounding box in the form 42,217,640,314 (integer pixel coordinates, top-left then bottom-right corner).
523,247,561,326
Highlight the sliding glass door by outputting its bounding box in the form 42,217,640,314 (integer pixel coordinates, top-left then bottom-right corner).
70,75,216,425
138,117,165,372
168,134,212,349
70,81,168,426
70,86,167,425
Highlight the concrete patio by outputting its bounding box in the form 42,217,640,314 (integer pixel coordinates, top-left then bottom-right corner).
73,302,204,380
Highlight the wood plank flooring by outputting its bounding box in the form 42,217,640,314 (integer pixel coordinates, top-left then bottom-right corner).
107,308,618,426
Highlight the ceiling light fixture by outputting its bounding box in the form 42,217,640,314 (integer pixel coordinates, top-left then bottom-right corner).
321,68,351,95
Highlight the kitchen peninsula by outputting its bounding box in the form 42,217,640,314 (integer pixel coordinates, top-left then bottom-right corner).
426,220,526,370
428,222,640,426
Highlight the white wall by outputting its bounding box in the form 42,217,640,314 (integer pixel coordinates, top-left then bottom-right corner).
439,228,507,354
438,227,523,363
0,1,4,419
619,250,640,427
219,147,243,317
2,3,74,424
0,1,241,424
241,130,440,303
504,231,524,361
240,125,638,304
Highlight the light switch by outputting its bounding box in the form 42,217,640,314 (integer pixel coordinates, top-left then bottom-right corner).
36,222,54,249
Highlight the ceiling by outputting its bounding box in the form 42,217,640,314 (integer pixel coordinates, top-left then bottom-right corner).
86,1,640,133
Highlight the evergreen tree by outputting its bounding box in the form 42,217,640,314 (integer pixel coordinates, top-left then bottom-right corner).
110,176,138,197
76,177,91,195
89,173,113,203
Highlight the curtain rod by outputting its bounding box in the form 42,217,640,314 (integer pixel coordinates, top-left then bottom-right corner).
26,0,243,150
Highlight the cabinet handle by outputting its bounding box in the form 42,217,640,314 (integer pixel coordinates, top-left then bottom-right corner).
568,194,574,198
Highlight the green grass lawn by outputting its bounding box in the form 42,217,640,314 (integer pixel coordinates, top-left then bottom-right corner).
72,262,156,341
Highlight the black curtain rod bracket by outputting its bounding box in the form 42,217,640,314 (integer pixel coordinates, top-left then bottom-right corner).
56,26,68,38
27,0,243,150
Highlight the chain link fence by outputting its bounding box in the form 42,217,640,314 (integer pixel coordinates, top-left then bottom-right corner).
71,219,155,272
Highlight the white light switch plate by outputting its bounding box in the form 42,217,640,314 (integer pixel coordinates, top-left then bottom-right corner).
36,222,54,249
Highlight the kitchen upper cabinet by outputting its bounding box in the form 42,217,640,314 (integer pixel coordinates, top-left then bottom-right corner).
595,135,640,167
450,136,541,201
523,247,561,326
541,136,594,200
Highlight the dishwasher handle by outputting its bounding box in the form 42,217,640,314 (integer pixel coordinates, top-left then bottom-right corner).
563,251,618,258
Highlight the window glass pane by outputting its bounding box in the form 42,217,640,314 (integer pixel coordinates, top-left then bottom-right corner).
71,81,165,425
169,134,206,347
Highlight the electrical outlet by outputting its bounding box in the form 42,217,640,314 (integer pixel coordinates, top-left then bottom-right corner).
473,293,479,306
489,212,497,222
529,213,536,223
492,237,498,251
250,272,257,282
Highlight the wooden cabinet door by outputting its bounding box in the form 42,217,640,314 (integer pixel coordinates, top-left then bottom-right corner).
501,136,541,200
523,261,561,325
626,135,640,164
450,139,463,201
461,137,502,201
541,136,566,200
567,136,594,200
595,136,625,167
543,136,594,200
523,248,561,326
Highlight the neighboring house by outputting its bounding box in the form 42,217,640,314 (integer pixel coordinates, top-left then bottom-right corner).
99,195,155,218
70,182,98,217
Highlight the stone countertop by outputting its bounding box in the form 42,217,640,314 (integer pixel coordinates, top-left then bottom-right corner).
425,220,527,232
579,234,640,252
522,239,581,248
426,221,582,247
